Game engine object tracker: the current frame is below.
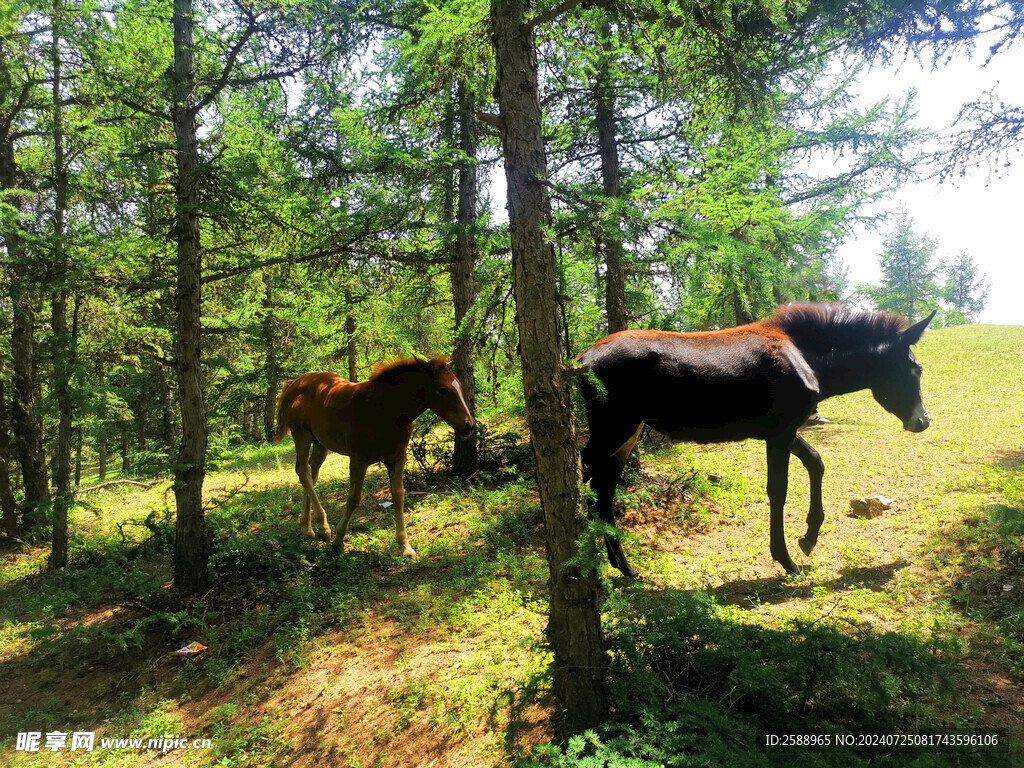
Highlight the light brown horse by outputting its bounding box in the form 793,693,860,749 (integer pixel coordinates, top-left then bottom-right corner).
273,355,475,555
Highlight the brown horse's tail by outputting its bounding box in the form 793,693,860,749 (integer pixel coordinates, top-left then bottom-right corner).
271,380,292,445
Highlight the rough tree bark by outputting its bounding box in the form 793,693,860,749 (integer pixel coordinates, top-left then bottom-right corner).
451,79,479,477
171,0,211,594
490,0,608,740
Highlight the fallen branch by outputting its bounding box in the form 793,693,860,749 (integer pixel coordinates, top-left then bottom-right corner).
79,478,167,494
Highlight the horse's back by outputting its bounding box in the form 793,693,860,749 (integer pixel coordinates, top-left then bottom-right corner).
277,372,356,434
578,327,817,440
280,371,352,408
579,327,781,379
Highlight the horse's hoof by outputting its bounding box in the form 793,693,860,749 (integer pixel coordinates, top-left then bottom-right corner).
779,558,801,576
612,563,639,581
402,545,417,557
317,530,333,542
798,536,815,556
300,529,316,539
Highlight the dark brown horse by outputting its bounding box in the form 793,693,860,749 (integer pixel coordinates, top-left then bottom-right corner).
273,356,475,555
578,303,935,577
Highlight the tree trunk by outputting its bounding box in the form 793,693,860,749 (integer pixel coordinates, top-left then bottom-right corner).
262,281,280,442
98,438,107,481
241,399,251,442
50,293,72,571
2,122,50,536
74,427,82,488
451,79,479,478
157,362,175,452
171,0,210,594
345,287,358,382
121,430,130,475
136,398,147,452
593,20,628,335
490,0,608,740
0,380,19,537
49,6,73,569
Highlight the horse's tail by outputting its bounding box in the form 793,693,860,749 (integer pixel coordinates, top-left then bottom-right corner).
271,380,292,445
569,360,597,484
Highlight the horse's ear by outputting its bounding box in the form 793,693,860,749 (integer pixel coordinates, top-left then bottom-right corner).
901,310,936,347
427,354,451,373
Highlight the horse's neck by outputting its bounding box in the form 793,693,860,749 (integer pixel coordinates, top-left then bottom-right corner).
363,376,429,426
809,348,881,400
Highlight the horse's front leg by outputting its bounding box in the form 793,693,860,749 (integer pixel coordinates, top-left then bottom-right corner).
791,435,825,556
333,458,368,551
385,455,416,557
766,436,799,575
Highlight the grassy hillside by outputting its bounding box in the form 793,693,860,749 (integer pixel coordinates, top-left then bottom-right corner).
1,325,1022,767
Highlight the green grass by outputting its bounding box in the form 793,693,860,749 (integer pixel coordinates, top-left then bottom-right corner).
2,324,1023,767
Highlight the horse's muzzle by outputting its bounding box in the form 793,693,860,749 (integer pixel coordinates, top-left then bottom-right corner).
903,413,930,433
902,401,930,433
458,419,476,438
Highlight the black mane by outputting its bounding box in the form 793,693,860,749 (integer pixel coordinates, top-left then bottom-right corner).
767,303,909,356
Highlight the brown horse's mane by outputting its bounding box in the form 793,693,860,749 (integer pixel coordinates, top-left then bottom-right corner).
766,303,909,355
368,354,450,382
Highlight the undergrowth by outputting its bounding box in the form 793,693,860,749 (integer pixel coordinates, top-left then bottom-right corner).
519,589,1016,767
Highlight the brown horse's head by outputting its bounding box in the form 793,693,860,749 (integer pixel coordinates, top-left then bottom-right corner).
423,357,476,438
373,355,476,437
870,311,935,433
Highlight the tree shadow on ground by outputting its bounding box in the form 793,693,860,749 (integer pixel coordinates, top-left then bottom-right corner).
0,465,546,762
990,446,1024,473
508,583,1019,768
713,559,912,609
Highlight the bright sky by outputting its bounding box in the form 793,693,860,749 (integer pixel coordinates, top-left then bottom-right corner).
836,44,1024,325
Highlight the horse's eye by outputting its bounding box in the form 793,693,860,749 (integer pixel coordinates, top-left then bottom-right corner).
438,386,450,396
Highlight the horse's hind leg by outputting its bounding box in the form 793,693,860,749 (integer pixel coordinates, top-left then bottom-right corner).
790,436,825,556
385,454,416,557
583,420,643,579
307,440,331,540
293,429,332,540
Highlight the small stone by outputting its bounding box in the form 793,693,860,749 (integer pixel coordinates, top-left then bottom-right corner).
850,495,894,519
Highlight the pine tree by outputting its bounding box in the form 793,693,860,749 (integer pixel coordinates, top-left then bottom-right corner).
862,211,940,322
941,251,990,324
